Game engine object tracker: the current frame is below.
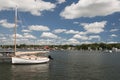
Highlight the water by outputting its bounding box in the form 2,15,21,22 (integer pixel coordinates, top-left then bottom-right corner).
0,50,120,80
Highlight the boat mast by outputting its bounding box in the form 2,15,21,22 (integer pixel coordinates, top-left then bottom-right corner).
14,6,17,55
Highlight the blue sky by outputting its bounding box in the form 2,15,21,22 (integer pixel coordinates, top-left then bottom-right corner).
0,0,120,45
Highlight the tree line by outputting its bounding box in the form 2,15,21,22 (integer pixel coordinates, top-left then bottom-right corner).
0,43,120,50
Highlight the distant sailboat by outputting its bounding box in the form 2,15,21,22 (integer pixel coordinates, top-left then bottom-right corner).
12,7,50,64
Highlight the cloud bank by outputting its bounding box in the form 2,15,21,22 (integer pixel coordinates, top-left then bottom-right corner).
0,0,56,16
60,0,120,19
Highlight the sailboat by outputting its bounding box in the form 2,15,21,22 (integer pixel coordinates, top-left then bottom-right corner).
11,7,50,64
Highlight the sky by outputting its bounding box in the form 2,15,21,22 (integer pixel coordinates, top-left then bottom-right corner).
0,0,120,45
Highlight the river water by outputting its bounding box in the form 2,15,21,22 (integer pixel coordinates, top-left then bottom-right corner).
0,50,120,80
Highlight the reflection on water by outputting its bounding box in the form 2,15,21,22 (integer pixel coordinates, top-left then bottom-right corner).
49,50,120,80
11,64,49,80
1,51,120,80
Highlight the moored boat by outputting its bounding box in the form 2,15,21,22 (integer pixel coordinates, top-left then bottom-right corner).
12,55,49,64
11,6,50,65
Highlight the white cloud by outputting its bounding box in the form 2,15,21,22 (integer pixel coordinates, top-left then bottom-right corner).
37,39,63,45
81,21,107,34
22,29,31,32
110,34,117,37
80,41,93,44
60,0,120,19
110,29,119,32
41,32,58,39
57,0,66,4
0,37,6,40
36,39,50,45
73,34,100,41
73,34,88,40
73,21,79,24
12,33,36,39
0,0,56,16
23,33,36,39
0,19,15,28
29,25,50,31
12,33,23,38
67,38,80,44
65,30,79,34
89,35,100,40
107,41,118,44
54,29,81,34
79,31,87,35
54,29,66,33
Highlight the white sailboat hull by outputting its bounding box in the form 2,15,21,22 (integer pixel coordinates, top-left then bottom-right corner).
12,7,50,65
12,56,49,64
